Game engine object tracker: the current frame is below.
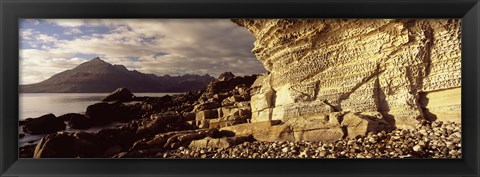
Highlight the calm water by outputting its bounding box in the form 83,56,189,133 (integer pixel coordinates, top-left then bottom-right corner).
19,93,177,120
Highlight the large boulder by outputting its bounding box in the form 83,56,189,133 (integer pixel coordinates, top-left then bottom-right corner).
284,113,344,141
340,112,392,139
96,127,136,150
72,132,104,157
59,113,92,129
22,114,65,135
34,132,105,158
102,88,134,102
85,102,132,126
34,132,76,158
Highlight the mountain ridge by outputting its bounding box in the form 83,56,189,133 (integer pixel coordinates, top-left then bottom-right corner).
20,57,216,93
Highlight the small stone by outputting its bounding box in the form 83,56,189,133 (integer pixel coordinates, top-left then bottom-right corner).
282,147,289,153
413,145,423,152
318,150,328,157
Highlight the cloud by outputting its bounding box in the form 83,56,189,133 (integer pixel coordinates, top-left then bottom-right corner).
44,19,87,27
19,19,266,84
64,28,82,35
20,29,35,39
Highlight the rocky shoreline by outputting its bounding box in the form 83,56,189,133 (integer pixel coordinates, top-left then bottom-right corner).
19,72,462,158
160,121,461,159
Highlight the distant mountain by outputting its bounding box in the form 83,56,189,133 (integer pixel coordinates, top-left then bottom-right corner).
20,57,216,93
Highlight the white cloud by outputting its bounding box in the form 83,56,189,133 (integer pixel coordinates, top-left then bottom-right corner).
64,28,82,35
20,19,266,84
44,19,87,27
20,29,35,39
36,34,58,43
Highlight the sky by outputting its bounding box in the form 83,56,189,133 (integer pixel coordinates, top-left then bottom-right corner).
19,19,266,85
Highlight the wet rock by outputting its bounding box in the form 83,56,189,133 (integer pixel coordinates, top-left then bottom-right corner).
23,113,65,135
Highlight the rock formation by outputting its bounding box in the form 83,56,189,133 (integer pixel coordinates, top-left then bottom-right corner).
233,19,461,129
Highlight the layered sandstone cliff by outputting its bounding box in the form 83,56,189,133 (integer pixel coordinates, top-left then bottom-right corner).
234,19,461,129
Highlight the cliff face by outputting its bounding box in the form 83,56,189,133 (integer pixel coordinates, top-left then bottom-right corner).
234,19,461,129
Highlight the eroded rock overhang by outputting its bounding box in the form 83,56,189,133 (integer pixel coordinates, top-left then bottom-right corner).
233,19,461,129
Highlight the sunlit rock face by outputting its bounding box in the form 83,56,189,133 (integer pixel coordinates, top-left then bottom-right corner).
235,19,461,129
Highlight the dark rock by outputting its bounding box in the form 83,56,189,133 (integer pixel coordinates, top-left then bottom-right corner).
34,133,76,158
22,114,65,135
57,113,82,122
206,75,258,94
19,120,27,126
72,132,103,157
67,114,93,129
57,113,93,129
218,72,235,81
102,88,134,102
85,102,132,126
104,145,123,157
136,113,182,137
19,144,37,158
96,127,136,149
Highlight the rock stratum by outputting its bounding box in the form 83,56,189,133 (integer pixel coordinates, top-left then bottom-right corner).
233,19,461,129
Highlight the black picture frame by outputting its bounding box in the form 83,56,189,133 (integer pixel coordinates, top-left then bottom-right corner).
1,0,479,176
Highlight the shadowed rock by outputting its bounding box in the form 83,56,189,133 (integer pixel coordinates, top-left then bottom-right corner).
85,102,132,126
34,133,76,158
102,88,134,102
22,114,65,135
218,72,235,81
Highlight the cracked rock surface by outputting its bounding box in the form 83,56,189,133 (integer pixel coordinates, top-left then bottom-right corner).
233,19,461,129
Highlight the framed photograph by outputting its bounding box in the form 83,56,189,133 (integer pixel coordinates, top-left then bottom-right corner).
1,0,479,176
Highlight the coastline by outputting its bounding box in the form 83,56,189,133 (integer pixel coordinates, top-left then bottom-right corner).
18,75,462,159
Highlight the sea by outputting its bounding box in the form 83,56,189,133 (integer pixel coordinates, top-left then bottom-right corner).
19,93,177,120
19,93,177,146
